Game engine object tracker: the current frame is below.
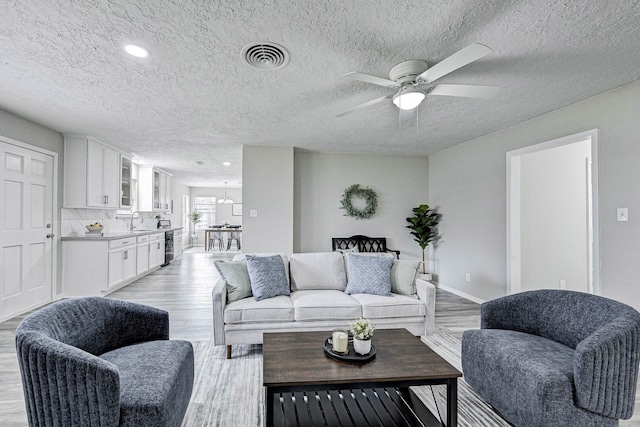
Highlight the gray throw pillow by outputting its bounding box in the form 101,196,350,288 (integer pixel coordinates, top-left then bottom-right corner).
214,260,252,302
344,253,393,296
390,260,420,295
246,254,290,301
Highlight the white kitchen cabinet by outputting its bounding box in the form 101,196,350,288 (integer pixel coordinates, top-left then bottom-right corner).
149,232,165,269
139,166,172,212
120,155,132,209
64,135,121,208
63,232,165,297
161,173,172,212
136,234,150,275
173,228,183,260
107,238,136,289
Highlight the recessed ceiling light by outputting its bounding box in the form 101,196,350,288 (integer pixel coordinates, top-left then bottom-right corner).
124,44,150,58
223,162,231,166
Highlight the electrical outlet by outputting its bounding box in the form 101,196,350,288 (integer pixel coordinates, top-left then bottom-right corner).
617,208,629,222
465,273,471,283
559,279,566,289
249,209,258,218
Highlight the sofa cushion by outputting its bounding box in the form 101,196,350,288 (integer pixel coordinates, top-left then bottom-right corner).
246,254,290,301
343,251,395,276
291,290,361,321
390,260,420,295
214,260,252,302
224,295,294,324
462,329,595,427
233,253,290,286
100,340,194,427
289,252,347,291
344,253,393,296
350,293,426,319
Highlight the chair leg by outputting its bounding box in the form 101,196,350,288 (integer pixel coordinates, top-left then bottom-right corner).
226,345,232,359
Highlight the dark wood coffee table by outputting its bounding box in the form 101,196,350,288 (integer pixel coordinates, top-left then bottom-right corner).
263,329,462,427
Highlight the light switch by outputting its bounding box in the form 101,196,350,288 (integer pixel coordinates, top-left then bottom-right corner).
249,209,258,218
617,208,629,222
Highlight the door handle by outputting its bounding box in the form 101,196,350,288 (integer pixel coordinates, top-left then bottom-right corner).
46,234,54,239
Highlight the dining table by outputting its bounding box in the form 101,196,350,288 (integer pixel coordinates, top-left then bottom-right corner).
204,227,242,251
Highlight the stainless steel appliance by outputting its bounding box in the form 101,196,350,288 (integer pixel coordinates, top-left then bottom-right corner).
163,230,174,266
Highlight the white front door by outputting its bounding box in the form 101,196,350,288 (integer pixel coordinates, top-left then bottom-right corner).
0,140,55,321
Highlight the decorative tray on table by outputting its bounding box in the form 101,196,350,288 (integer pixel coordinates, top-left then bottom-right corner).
323,337,376,364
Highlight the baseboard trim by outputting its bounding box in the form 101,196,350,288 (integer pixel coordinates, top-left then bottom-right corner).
433,282,486,305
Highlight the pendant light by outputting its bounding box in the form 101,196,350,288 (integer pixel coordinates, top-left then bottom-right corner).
218,182,234,204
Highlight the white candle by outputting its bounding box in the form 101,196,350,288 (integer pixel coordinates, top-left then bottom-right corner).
332,330,348,353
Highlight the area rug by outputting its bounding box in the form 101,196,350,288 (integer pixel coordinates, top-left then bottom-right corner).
181,333,510,426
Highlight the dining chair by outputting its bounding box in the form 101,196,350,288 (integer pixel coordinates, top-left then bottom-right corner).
208,227,224,251
226,228,241,251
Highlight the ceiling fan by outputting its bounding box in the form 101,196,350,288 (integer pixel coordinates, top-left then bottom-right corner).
336,43,499,117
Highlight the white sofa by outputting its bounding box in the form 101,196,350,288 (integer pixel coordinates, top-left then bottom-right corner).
212,252,436,358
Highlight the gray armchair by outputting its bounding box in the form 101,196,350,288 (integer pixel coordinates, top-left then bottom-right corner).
15,297,194,427
462,290,640,427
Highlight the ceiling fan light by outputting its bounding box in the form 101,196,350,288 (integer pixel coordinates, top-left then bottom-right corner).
392,88,425,110
124,44,149,58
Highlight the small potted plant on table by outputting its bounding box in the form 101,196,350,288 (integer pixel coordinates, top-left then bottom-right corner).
350,318,375,355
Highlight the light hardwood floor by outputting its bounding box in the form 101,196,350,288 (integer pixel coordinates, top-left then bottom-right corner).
1,249,639,425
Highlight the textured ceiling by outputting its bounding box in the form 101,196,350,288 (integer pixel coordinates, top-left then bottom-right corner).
1,1,640,187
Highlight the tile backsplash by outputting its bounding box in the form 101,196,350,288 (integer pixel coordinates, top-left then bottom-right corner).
61,209,157,236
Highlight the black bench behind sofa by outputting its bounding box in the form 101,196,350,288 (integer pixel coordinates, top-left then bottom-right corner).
332,235,400,259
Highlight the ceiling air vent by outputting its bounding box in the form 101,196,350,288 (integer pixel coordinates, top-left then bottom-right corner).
241,42,290,71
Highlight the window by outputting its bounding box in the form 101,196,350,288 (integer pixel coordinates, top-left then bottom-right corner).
182,194,189,232
194,196,216,230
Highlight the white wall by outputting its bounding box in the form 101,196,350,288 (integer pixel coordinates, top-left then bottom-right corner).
0,108,65,295
428,79,640,308
294,151,429,259
165,179,191,248
242,146,294,254
519,139,591,292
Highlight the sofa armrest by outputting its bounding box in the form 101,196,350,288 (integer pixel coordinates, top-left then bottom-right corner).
574,317,640,419
416,278,436,336
212,277,227,346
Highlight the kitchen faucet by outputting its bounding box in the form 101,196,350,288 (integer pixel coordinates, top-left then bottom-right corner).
129,211,144,231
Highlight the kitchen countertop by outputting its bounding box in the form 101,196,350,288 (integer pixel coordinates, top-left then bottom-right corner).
61,227,183,241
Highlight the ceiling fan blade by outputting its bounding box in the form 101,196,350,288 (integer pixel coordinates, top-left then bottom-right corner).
418,43,492,84
343,72,400,88
428,84,500,99
336,95,391,117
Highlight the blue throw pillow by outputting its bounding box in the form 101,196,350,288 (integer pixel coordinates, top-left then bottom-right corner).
345,253,393,296
246,255,290,301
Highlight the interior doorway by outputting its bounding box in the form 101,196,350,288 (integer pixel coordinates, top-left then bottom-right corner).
1,137,57,322
507,129,599,295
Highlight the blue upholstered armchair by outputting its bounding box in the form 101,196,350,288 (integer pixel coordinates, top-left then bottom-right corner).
462,290,640,427
15,297,194,427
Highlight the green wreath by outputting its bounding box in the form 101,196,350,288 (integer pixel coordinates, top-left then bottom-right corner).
340,184,378,219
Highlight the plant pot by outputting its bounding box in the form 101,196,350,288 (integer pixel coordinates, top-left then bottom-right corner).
353,338,372,355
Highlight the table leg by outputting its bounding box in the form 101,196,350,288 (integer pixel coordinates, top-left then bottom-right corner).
265,387,274,427
446,378,458,427
204,230,209,251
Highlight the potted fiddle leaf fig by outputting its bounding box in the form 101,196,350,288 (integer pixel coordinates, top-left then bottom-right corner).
189,210,202,245
406,204,441,276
